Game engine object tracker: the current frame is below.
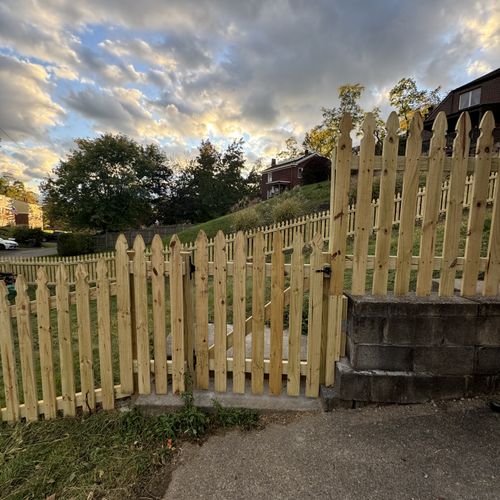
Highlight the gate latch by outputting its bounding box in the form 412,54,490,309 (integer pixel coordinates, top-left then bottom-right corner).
316,264,331,278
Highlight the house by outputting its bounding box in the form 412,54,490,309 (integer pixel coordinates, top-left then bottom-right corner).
260,150,331,199
0,195,43,228
423,68,500,153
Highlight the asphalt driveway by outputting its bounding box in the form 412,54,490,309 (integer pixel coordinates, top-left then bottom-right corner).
0,245,57,259
165,398,500,500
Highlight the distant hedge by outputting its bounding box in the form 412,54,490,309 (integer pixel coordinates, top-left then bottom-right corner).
57,233,95,256
11,227,44,247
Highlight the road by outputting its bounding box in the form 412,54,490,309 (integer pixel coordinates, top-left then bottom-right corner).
0,246,57,259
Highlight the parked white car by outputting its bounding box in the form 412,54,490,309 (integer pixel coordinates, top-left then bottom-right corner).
0,237,19,250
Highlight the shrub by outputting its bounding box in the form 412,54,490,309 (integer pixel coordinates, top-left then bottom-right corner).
271,195,306,223
231,208,262,232
11,227,44,247
57,232,95,256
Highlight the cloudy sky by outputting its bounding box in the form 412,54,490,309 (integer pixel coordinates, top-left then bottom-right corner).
0,0,498,192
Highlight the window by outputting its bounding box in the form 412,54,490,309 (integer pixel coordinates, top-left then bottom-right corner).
298,167,303,179
459,88,481,110
267,172,272,182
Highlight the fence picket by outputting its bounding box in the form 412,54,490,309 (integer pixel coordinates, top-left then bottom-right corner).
251,231,266,395
416,112,447,295
182,252,195,375
214,231,227,392
352,112,376,294
394,112,424,294
0,281,19,422
287,235,304,396
151,235,167,394
195,231,209,389
306,233,324,397
55,265,76,417
170,235,185,393
232,231,247,394
484,166,500,295
36,267,57,419
115,235,133,394
373,112,400,294
133,235,151,394
439,113,471,296
96,258,114,410
75,263,95,413
462,111,496,296
269,231,284,395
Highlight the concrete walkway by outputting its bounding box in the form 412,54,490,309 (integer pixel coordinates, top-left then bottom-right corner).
165,398,500,499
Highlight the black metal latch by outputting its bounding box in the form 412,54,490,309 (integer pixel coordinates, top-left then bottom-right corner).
316,264,331,278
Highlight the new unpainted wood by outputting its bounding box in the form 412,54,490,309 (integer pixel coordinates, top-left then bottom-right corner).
484,167,500,295
352,113,376,294
151,235,168,394
439,113,472,296
194,231,209,389
287,236,304,396
251,231,266,395
182,252,195,375
394,112,424,294
115,235,133,394
416,112,447,295
214,231,227,392
269,231,284,395
36,267,57,419
232,231,247,394
306,233,324,397
0,281,19,422
372,112,400,294
55,265,76,417
15,275,39,421
96,259,115,410
170,235,185,393
75,264,95,413
133,235,151,394
462,111,496,296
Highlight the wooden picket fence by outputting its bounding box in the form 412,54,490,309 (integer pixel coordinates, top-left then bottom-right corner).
0,169,497,285
1,109,499,422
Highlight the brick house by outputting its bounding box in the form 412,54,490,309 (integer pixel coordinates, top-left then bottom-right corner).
423,67,500,153
0,195,43,228
260,150,331,199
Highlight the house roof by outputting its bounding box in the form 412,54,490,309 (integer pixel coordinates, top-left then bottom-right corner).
449,67,500,94
261,152,328,173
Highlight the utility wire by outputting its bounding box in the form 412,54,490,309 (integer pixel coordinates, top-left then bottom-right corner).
0,127,23,148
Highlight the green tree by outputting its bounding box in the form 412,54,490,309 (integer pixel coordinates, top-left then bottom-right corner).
0,175,38,203
41,134,173,231
277,136,301,160
389,77,442,133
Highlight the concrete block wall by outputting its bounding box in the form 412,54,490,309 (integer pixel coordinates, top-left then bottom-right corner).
331,294,500,405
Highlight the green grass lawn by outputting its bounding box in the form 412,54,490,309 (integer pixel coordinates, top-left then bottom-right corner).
0,398,259,499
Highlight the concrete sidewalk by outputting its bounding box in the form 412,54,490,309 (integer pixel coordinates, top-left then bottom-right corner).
165,398,500,499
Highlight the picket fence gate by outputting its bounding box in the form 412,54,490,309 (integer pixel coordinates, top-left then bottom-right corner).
1,109,500,422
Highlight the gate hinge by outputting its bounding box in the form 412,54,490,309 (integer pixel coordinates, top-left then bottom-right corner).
316,264,331,278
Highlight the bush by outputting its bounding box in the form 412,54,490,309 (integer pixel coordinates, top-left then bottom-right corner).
11,227,44,247
271,195,306,223
57,232,95,256
231,208,262,232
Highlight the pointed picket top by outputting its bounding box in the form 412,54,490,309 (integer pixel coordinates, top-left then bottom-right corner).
151,233,164,254
273,229,283,251
36,266,48,287
75,263,88,283
15,273,28,295
476,110,495,154
169,233,181,251
361,112,376,138
0,279,8,300
407,111,424,140
385,111,400,137
196,229,208,245
428,111,447,151
132,234,146,254
235,230,245,249
431,110,447,133
215,230,226,249
339,113,353,137
311,231,323,249
97,257,108,279
115,233,129,252
56,262,67,285
453,112,472,158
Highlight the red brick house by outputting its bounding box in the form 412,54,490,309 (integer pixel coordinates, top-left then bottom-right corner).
260,150,331,199
423,68,500,153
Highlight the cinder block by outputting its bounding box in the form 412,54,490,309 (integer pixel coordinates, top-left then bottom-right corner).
347,315,385,344
465,374,500,396
475,347,500,375
334,360,371,401
476,317,500,346
319,386,353,412
346,293,390,318
413,346,475,375
350,342,413,371
387,294,477,318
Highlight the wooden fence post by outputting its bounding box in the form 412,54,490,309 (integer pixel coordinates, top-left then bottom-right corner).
214,231,227,392
182,251,195,376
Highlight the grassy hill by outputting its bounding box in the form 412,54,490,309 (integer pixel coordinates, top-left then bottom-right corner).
176,180,331,243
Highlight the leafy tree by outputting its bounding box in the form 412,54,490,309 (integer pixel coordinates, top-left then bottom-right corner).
41,134,173,231
389,77,442,133
277,136,301,160
0,175,38,203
